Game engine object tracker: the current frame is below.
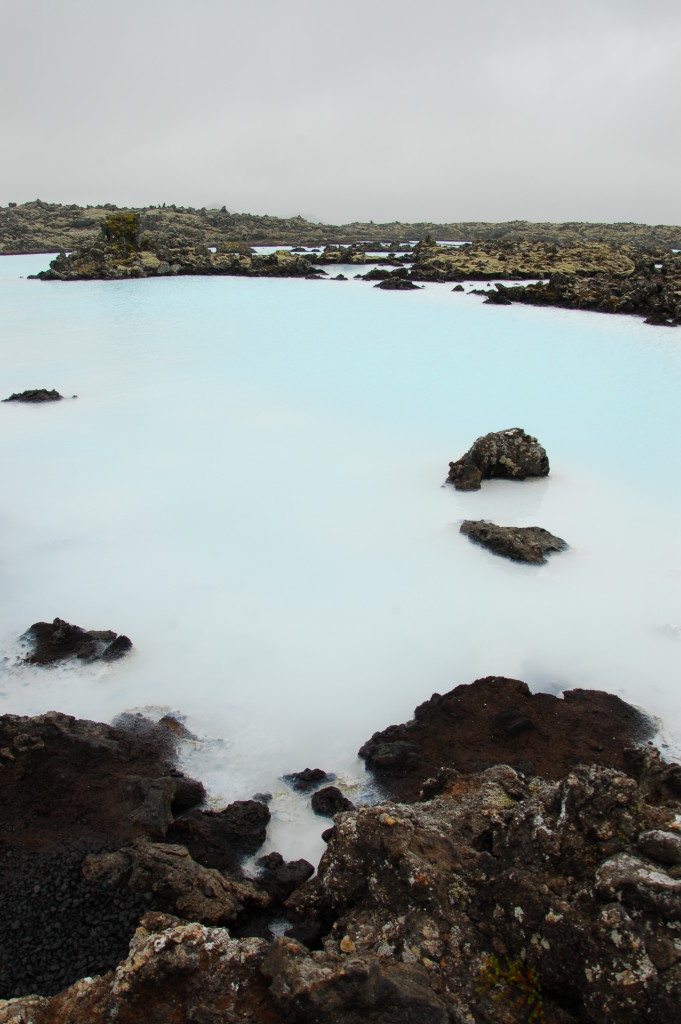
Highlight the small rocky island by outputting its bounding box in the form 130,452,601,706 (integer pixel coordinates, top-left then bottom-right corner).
3,388,64,403
35,213,322,281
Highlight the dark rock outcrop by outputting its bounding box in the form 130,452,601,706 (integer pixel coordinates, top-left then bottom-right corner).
374,276,420,290
256,852,315,902
3,696,680,1022
446,427,550,491
358,676,655,802
283,754,681,1024
166,800,271,873
13,753,681,1022
460,519,568,564
23,617,132,665
311,786,356,818
282,768,336,792
0,712,207,997
3,388,63,402
486,258,681,327
82,839,268,925
0,711,295,1003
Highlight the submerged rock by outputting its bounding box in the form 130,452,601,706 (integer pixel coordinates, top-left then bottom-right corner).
460,519,568,564
282,767,336,792
3,388,63,402
446,426,549,490
23,617,132,665
374,276,420,290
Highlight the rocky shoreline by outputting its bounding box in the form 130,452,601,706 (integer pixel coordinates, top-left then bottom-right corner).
2,677,681,1022
4,215,681,1020
26,214,681,327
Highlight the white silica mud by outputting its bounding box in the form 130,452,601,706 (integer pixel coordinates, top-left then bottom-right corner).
1,253,680,863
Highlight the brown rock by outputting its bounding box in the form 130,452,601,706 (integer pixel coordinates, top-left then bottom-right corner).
447,427,549,491
358,676,654,801
83,839,269,924
166,800,270,872
23,618,133,666
460,520,567,564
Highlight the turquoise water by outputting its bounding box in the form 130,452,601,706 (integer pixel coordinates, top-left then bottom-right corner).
1,254,680,861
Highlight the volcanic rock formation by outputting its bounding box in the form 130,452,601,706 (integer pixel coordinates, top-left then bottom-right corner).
460,520,568,564
446,428,550,491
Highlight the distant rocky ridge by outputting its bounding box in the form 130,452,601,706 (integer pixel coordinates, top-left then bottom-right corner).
2,198,681,254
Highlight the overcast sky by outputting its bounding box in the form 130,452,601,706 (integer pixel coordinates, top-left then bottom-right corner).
2,0,680,224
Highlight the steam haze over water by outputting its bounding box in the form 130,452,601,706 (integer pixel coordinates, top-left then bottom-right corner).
1,254,680,861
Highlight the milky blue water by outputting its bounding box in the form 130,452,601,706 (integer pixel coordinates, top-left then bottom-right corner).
1,253,680,862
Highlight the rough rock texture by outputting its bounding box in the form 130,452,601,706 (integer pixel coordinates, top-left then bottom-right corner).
0,913,283,1024
82,840,269,925
12,758,681,1022
23,617,132,665
460,520,568,564
256,852,316,903
3,699,680,1022
0,713,205,997
409,239,681,327
0,712,275,1000
0,845,153,999
410,236,637,281
282,755,681,1023
311,786,356,818
0,712,204,852
485,254,681,326
358,676,655,802
3,388,63,402
166,800,271,873
447,427,550,491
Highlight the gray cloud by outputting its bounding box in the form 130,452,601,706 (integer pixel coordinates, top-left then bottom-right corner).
2,0,680,223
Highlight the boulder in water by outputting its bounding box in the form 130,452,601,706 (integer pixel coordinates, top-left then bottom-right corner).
23,618,132,665
3,388,63,402
460,520,567,564
447,427,549,491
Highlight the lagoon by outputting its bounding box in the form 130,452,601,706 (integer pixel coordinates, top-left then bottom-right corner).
1,253,680,863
